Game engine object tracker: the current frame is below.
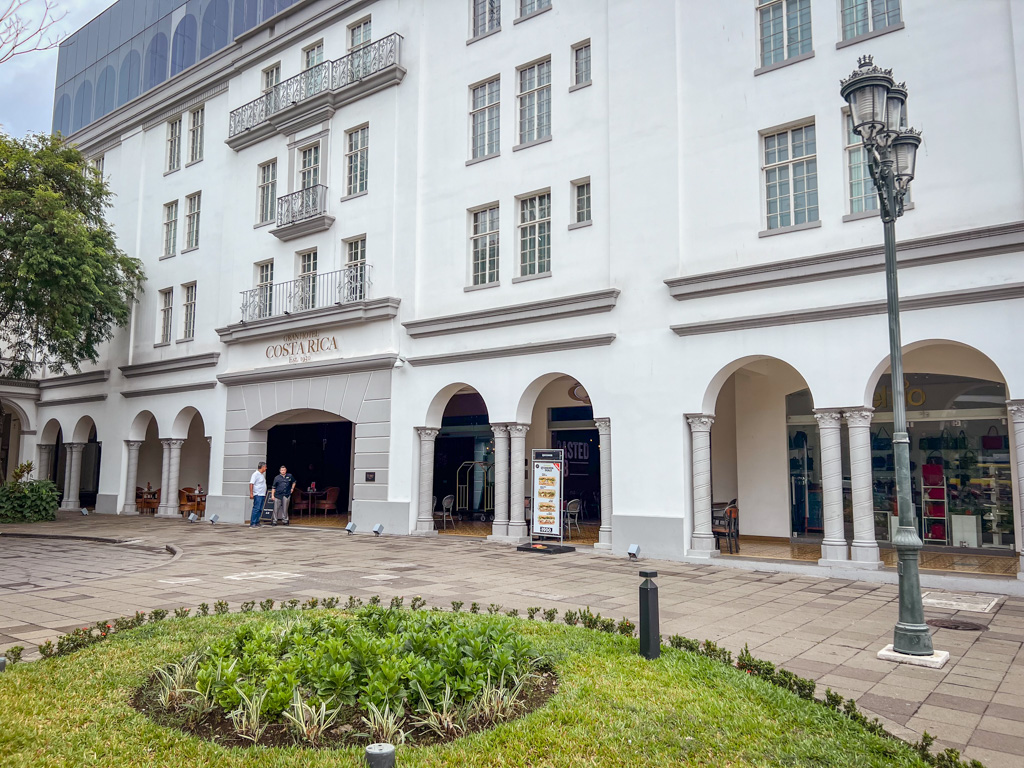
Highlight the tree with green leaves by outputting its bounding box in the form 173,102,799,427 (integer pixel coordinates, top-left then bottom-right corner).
0,131,144,379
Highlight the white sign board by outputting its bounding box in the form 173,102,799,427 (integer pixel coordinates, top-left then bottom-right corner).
532,449,563,540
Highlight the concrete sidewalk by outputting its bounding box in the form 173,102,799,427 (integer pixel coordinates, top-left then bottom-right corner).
0,514,1021,766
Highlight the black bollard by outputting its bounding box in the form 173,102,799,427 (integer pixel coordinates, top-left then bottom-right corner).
639,569,660,660
366,742,396,768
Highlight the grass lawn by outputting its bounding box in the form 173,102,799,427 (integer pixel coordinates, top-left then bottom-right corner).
0,612,933,767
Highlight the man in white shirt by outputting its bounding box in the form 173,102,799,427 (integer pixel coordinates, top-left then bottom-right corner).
249,461,268,528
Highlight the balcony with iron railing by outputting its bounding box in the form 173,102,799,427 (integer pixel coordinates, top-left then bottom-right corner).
240,264,370,323
227,33,405,150
271,185,334,240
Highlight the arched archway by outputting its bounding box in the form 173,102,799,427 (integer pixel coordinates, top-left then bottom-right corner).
94,65,117,118
430,385,493,537
200,0,230,59
126,411,162,515
0,399,30,482
39,418,63,489
72,79,93,132
145,33,169,90
64,416,101,510
171,15,198,75
174,407,210,492
118,50,141,105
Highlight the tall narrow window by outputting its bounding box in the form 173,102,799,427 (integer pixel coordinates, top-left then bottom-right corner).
841,0,901,41
846,114,878,215
167,117,182,171
574,180,591,224
91,155,105,177
263,63,281,91
757,0,812,68
163,201,178,257
349,19,372,50
572,42,591,86
518,192,550,276
303,42,324,70
185,192,201,249
188,106,204,164
300,145,320,189
472,0,500,37
256,260,274,318
762,123,818,230
349,19,372,78
346,238,367,301
258,160,277,224
518,59,551,145
159,289,173,344
471,205,499,286
182,283,197,340
519,0,550,18
346,126,369,195
298,249,318,310
470,78,500,159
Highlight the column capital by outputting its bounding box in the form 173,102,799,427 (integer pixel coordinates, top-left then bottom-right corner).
37,443,56,449
415,426,439,440
813,409,843,428
125,440,144,449
1007,400,1024,423
490,424,510,438
64,442,87,452
594,417,611,434
843,407,874,427
508,423,530,438
685,413,714,433
160,438,185,448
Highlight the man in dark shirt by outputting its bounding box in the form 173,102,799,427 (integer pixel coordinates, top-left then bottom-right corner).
269,465,296,526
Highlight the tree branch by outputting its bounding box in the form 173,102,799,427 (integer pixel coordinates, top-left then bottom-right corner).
0,0,66,66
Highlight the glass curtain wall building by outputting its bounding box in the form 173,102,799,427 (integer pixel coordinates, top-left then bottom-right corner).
52,0,299,135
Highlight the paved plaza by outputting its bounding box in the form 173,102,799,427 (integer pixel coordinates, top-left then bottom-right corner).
0,513,1022,767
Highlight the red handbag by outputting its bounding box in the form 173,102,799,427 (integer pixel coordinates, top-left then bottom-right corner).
981,426,1007,450
930,522,945,539
922,465,944,486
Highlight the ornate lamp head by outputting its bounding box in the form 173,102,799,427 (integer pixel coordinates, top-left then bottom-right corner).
840,55,895,143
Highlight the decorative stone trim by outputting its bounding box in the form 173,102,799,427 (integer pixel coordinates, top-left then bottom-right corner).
120,353,221,379
216,354,397,386
37,370,110,389
269,214,336,241
836,21,905,50
121,382,217,398
216,297,400,344
405,334,615,367
38,394,108,407
753,49,815,76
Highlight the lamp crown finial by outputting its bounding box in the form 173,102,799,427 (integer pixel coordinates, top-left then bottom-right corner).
858,54,874,68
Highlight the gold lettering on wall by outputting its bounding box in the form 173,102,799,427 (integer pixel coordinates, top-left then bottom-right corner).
265,329,340,363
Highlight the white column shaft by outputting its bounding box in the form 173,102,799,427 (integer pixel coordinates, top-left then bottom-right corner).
686,415,716,555
1007,401,1024,580
60,444,85,510
123,441,143,515
595,418,613,550
507,424,529,539
490,425,510,538
846,409,881,567
816,410,849,563
415,428,438,535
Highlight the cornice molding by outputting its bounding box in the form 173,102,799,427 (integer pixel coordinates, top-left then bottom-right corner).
665,221,1024,301
670,282,1024,337
403,289,620,338
217,353,397,386
121,382,218,398
215,297,400,344
406,334,616,367
119,352,221,379
37,370,110,389
38,394,108,407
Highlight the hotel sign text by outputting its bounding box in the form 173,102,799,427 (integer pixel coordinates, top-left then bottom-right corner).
266,329,339,364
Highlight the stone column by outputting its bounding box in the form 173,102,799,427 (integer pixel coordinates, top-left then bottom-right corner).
488,424,510,539
594,417,613,550
507,424,530,541
158,439,171,512
36,444,54,481
845,408,882,568
122,440,144,515
156,439,184,517
60,443,86,510
1007,400,1024,581
815,409,849,564
414,427,439,535
685,414,717,556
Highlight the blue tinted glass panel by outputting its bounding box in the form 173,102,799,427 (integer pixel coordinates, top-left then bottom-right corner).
73,78,93,132
200,0,230,58
171,14,197,74
145,31,168,90
53,92,72,134
95,65,117,118
118,48,142,105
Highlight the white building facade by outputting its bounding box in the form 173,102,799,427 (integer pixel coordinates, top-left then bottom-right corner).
4,0,1023,577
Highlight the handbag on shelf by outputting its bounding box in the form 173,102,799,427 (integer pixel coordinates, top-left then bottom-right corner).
922,459,944,486
790,457,802,472
790,431,807,450
872,456,886,470
885,453,895,471
956,430,969,450
929,522,946,540
959,449,977,471
871,426,892,451
981,426,1008,450
919,434,942,451
940,428,957,450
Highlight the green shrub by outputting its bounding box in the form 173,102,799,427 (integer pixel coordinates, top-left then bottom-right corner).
322,596,340,609
259,599,274,612
4,645,24,665
542,608,558,623
409,596,426,611
346,596,363,611
527,607,540,621
0,462,59,523
149,609,168,622
214,601,229,615
616,618,636,636
469,602,480,614
563,610,579,626
241,601,256,613
174,607,191,619
389,596,404,610
451,601,464,613
198,603,210,616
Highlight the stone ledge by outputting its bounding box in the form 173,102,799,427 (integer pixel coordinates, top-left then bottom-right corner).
876,644,950,669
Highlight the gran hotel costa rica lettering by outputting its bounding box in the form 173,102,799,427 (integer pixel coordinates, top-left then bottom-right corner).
265,330,339,363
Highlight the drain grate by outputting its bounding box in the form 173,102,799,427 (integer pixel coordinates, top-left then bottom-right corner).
926,618,988,632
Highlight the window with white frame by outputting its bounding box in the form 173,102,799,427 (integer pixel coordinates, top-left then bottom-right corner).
258,160,277,224
182,283,197,340
185,192,201,249
263,63,281,91
574,179,591,224
349,18,372,50
346,126,369,195
188,106,204,164
90,155,104,177
845,114,878,215
300,145,320,189
167,117,182,172
841,0,901,40
470,78,500,159
298,249,318,310
346,237,367,301
762,123,817,230
163,201,178,257
519,0,550,19
572,41,591,87
518,59,551,145
158,288,173,344
472,0,500,37
471,205,499,286
757,0,812,68
303,42,324,70
256,260,274,318
518,192,550,276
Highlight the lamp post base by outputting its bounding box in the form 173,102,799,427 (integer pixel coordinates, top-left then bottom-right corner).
877,643,949,669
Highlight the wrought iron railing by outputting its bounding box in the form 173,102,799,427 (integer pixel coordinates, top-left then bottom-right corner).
239,264,371,322
277,185,328,227
228,34,403,137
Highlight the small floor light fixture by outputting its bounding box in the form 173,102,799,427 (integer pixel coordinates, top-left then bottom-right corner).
81,508,89,516
345,522,357,535
187,513,199,523
0,657,6,673
628,544,640,561
373,523,384,537
209,514,220,524
365,743,396,768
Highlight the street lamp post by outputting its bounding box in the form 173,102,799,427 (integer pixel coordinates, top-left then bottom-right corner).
840,55,932,657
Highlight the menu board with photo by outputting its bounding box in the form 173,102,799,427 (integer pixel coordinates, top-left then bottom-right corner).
532,449,563,540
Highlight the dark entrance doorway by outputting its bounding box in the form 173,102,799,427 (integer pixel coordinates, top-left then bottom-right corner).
267,420,352,521
552,429,600,522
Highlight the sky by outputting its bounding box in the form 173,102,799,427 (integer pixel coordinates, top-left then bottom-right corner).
0,0,106,137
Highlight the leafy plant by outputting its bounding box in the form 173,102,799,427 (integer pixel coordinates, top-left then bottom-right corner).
282,687,341,746
563,610,579,626
409,596,426,611
389,596,404,610
284,599,300,610
487,604,502,615
149,609,168,622
197,603,210,616
174,607,191,619
617,618,636,636
322,596,340,609
527,607,540,621
506,608,519,618
367,595,381,606
228,685,270,742
543,608,558,623
451,601,464,613
360,700,406,745
259,599,275,612
241,601,256,613
0,463,59,524
410,683,464,740
302,597,320,610
214,601,229,615
4,645,24,666
470,602,480,614
346,596,363,611
37,641,53,658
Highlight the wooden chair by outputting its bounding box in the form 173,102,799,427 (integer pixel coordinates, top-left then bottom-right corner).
178,489,198,518
139,488,160,514
315,486,341,516
435,494,455,530
565,499,582,539
291,488,311,517
712,500,740,554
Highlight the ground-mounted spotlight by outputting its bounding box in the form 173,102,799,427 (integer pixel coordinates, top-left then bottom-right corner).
345,522,357,535
209,514,220,524
373,524,384,537
187,513,199,523
81,508,89,516
628,544,641,561
0,657,6,673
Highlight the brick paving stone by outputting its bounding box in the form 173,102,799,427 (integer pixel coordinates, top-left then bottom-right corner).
962,746,1024,768
924,692,989,715
969,729,1024,754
